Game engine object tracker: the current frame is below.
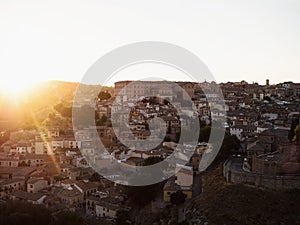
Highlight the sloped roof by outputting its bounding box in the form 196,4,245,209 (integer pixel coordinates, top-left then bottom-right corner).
11,190,46,201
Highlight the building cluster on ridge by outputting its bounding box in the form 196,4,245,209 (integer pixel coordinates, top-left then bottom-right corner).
0,79,299,221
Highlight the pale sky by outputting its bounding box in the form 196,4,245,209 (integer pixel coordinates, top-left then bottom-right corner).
0,0,300,90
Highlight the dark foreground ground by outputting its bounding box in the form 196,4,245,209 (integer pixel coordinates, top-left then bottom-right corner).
186,165,300,225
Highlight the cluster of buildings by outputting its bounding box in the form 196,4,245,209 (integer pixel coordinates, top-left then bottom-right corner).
112,79,300,189
220,80,300,189
2,129,81,155
0,78,299,222
77,79,300,191
0,128,129,221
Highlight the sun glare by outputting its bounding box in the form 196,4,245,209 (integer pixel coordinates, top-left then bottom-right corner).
0,79,35,97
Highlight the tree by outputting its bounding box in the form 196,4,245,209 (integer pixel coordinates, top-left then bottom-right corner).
116,210,131,225
143,156,164,166
98,91,111,101
100,115,107,123
170,190,187,205
96,114,108,126
163,99,170,105
89,172,101,182
149,97,158,105
141,98,148,103
125,182,164,206
178,220,190,225
0,131,9,146
263,96,271,101
52,211,83,225
0,200,51,225
48,112,56,120
54,103,72,117
73,105,95,128
198,126,211,142
198,126,241,166
288,118,299,141
211,132,241,166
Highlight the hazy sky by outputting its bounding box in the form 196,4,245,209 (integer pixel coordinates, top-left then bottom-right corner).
0,0,299,88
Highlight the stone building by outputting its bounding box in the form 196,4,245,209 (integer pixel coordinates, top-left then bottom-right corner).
27,178,48,193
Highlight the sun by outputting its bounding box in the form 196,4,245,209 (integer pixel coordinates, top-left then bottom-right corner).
0,79,35,97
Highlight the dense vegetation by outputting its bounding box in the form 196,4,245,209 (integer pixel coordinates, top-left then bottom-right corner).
0,131,9,146
124,157,165,207
98,91,111,101
199,126,241,164
170,190,187,206
54,102,72,117
0,201,84,225
116,209,131,225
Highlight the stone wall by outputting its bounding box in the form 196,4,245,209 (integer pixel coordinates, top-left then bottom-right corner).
223,158,300,190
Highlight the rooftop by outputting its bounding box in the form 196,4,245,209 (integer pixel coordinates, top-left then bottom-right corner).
11,190,46,201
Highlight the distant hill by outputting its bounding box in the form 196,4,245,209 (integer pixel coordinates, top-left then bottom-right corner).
0,80,113,130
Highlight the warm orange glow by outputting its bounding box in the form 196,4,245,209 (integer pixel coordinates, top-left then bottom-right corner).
0,79,35,97
30,110,60,172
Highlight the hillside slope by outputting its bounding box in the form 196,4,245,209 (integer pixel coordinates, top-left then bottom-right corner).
186,165,300,225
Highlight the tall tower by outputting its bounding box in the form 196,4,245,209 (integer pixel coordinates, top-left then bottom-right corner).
266,79,270,86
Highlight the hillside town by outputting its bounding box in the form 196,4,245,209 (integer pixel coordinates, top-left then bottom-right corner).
0,79,300,224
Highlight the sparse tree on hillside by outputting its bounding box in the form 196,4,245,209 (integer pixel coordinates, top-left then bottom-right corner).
170,190,187,206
